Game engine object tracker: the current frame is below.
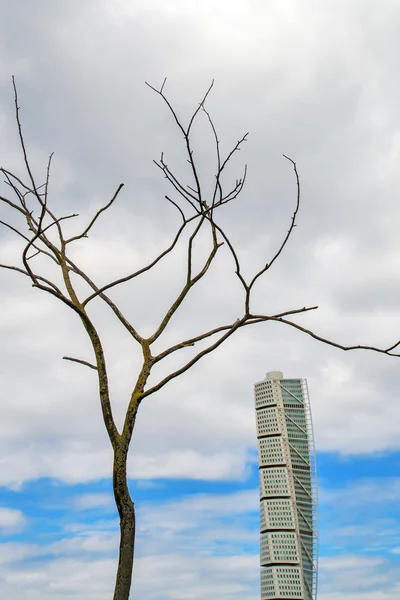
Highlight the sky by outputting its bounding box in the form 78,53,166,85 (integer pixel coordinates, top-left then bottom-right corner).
0,0,400,598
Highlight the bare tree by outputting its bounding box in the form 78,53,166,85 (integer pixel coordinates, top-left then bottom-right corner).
1,78,399,600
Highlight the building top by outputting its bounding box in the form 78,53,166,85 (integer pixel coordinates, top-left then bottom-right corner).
266,371,283,380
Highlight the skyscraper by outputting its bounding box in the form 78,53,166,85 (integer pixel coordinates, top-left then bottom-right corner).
254,371,318,600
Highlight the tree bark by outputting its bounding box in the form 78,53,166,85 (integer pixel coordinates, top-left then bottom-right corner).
113,445,135,600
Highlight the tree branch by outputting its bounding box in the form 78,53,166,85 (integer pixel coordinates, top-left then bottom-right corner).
148,217,222,344
0,219,60,265
245,155,301,312
63,356,98,370
269,316,400,357
0,262,72,299
153,306,319,363
82,216,192,308
142,318,245,400
146,79,215,209
12,76,39,198
155,154,200,204
66,184,124,244
21,214,78,289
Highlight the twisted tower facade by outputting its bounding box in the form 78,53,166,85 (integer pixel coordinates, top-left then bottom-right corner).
254,371,318,600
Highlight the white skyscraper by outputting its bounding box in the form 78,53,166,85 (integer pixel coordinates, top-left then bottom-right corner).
254,371,318,600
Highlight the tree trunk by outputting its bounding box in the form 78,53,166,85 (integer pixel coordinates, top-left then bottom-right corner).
113,445,135,600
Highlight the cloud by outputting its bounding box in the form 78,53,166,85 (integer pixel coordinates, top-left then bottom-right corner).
0,507,26,534
0,490,260,599
136,490,259,556
321,478,400,507
319,554,400,598
318,476,400,559
1,1,400,596
0,485,398,599
72,493,114,511
321,554,385,572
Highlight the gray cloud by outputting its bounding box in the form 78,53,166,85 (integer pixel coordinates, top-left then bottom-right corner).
0,0,400,582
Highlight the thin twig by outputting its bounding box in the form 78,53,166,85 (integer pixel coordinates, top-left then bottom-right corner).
0,220,61,264
154,158,200,213
153,306,319,363
148,216,222,344
22,214,78,286
63,356,98,370
66,184,124,244
143,317,245,399
245,154,301,312
270,316,400,357
0,262,70,298
165,195,186,222
0,191,27,215
12,76,39,197
82,213,201,306
146,79,215,207
38,153,54,233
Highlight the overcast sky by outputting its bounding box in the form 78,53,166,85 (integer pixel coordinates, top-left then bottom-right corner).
1,1,400,599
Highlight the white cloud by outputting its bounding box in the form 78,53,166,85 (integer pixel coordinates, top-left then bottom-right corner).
72,493,114,511
320,591,400,600
1,9,400,600
0,488,398,599
321,554,385,571
0,508,26,534
320,478,400,507
131,449,251,481
0,491,260,599
137,490,259,551
319,554,400,598
3,0,400,596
